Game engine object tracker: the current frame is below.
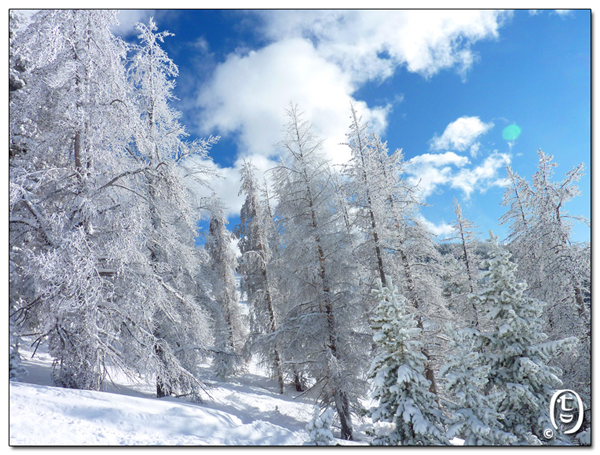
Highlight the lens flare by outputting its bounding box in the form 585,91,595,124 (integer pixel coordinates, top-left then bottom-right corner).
502,124,522,141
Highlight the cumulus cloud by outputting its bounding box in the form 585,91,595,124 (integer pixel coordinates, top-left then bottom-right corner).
450,151,511,197
404,150,510,200
259,10,511,82
196,38,388,166
417,215,454,238
429,116,494,153
404,152,469,198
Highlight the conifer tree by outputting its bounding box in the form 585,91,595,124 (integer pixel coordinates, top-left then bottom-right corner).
9,12,215,397
341,107,447,398
500,152,590,405
127,18,217,398
441,329,518,445
9,10,146,390
369,278,448,446
307,406,335,446
444,198,481,328
236,161,285,392
272,105,368,440
205,201,244,379
470,231,576,444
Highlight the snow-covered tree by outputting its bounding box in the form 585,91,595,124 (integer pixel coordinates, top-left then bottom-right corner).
500,152,590,405
205,201,244,379
369,279,448,446
441,328,518,445
443,198,481,328
236,161,284,392
9,10,148,390
272,105,369,440
341,107,447,398
9,12,214,397
470,231,576,444
341,104,389,287
307,406,335,446
127,18,217,398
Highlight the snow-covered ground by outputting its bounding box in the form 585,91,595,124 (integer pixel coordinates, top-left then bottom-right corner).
10,342,289,446
9,339,368,446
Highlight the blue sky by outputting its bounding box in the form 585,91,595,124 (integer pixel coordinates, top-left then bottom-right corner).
112,9,591,244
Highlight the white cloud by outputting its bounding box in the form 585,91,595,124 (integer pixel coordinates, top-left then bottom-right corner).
553,10,575,18
189,10,511,219
404,150,511,200
181,153,280,218
430,116,494,153
259,10,511,82
112,10,154,37
417,215,454,238
450,151,511,197
404,152,469,198
196,38,388,166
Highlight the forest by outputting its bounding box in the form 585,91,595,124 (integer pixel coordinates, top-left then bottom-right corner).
9,10,591,446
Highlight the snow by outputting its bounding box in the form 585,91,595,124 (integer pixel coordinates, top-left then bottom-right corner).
10,381,303,446
9,338,362,446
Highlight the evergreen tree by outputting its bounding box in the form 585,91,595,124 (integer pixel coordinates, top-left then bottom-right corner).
470,231,576,444
441,328,518,445
307,406,335,446
369,278,448,446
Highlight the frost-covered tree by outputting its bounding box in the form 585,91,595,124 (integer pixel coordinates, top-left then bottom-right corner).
9,11,214,397
272,105,369,440
369,279,448,446
307,406,335,446
9,10,148,390
205,201,244,379
341,104,389,287
126,18,217,398
470,231,576,444
441,328,518,445
443,198,481,328
236,161,284,392
341,108,447,398
500,152,590,404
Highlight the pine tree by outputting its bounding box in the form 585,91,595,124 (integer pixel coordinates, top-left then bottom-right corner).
369,278,448,446
471,231,576,444
307,406,335,446
441,328,518,445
